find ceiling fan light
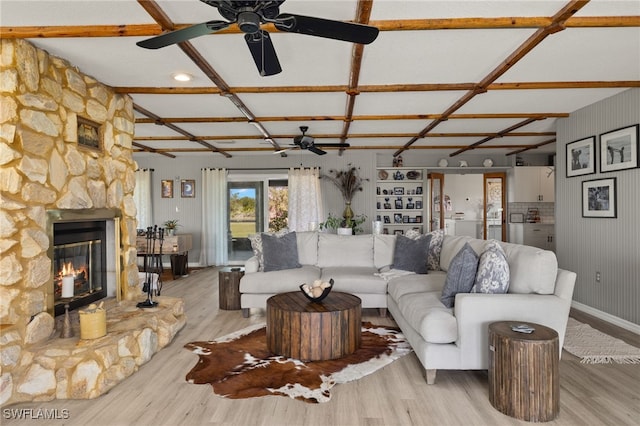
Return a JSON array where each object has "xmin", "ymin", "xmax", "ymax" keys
[{"xmin": 172, "ymin": 72, "xmax": 193, "ymax": 82}]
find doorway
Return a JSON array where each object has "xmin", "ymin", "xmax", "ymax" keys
[
  {"xmin": 428, "ymin": 173, "xmax": 445, "ymax": 231},
  {"xmin": 228, "ymin": 182, "xmax": 263, "ymax": 262},
  {"xmin": 483, "ymin": 172, "xmax": 507, "ymax": 241}
]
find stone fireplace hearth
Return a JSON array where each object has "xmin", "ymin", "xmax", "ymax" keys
[{"xmin": 1, "ymin": 39, "xmax": 184, "ymax": 406}]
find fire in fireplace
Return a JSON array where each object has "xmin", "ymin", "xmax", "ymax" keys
[{"xmin": 53, "ymin": 221, "xmax": 107, "ymax": 316}]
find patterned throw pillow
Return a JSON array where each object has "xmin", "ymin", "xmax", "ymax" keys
[
  {"xmin": 406, "ymin": 228, "xmax": 445, "ymax": 271},
  {"xmin": 248, "ymin": 228, "xmax": 289, "ymax": 272},
  {"xmin": 471, "ymin": 240, "xmax": 510, "ymax": 294},
  {"xmin": 440, "ymin": 243, "xmax": 479, "ymax": 308},
  {"xmin": 392, "ymin": 234, "xmax": 432, "ymax": 274}
]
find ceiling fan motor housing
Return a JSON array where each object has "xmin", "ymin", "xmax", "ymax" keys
[{"xmin": 238, "ymin": 11, "xmax": 261, "ymax": 34}]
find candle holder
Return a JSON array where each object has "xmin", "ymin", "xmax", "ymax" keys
[{"xmin": 61, "ymin": 298, "xmax": 74, "ymax": 338}]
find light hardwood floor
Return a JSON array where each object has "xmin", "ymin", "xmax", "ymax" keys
[{"xmin": 3, "ymin": 267, "xmax": 639, "ymax": 426}]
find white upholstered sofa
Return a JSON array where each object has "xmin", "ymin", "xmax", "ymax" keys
[{"xmin": 239, "ymin": 231, "xmax": 576, "ymax": 384}]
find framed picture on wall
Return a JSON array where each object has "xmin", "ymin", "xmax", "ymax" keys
[
  {"xmin": 161, "ymin": 180, "xmax": 173, "ymax": 198},
  {"xmin": 582, "ymin": 177, "xmax": 617, "ymax": 218},
  {"xmin": 181, "ymin": 179, "xmax": 195, "ymax": 198},
  {"xmin": 599, "ymin": 124, "xmax": 638, "ymax": 172},
  {"xmin": 566, "ymin": 136, "xmax": 595, "ymax": 177},
  {"xmin": 77, "ymin": 116, "xmax": 102, "ymax": 151}
]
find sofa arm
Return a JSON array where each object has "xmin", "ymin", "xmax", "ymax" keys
[
  {"xmin": 453, "ymin": 293, "xmax": 572, "ymax": 368},
  {"xmin": 244, "ymin": 256, "xmax": 259, "ymax": 273}
]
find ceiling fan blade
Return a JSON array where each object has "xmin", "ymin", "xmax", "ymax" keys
[
  {"xmin": 137, "ymin": 21, "xmax": 229, "ymax": 49},
  {"xmin": 245, "ymin": 30, "xmax": 282, "ymax": 76},
  {"xmin": 274, "ymin": 13, "xmax": 379, "ymax": 45},
  {"xmin": 314, "ymin": 142, "xmax": 350, "ymax": 148},
  {"xmin": 308, "ymin": 145, "xmax": 327, "ymax": 155}
]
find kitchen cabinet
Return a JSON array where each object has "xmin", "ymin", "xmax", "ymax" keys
[
  {"xmin": 375, "ymin": 167, "xmax": 426, "ymax": 235},
  {"xmin": 508, "ymin": 167, "xmax": 555, "ymax": 202},
  {"xmin": 509, "ymin": 223, "xmax": 554, "ymax": 251}
]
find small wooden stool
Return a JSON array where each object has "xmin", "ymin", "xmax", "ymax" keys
[
  {"xmin": 218, "ymin": 267, "xmax": 244, "ymax": 310},
  {"xmin": 488, "ymin": 321, "xmax": 559, "ymax": 422}
]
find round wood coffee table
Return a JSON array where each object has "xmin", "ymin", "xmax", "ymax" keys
[
  {"xmin": 488, "ymin": 321, "xmax": 559, "ymax": 422},
  {"xmin": 266, "ymin": 291, "xmax": 361, "ymax": 361}
]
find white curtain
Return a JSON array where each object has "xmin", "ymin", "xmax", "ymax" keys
[
  {"xmin": 288, "ymin": 167, "xmax": 324, "ymax": 232},
  {"xmin": 200, "ymin": 168, "xmax": 228, "ymax": 266},
  {"xmin": 134, "ymin": 169, "xmax": 153, "ymax": 230}
]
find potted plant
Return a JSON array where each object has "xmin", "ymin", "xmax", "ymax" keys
[
  {"xmin": 319, "ymin": 213, "xmax": 367, "ymax": 235},
  {"xmin": 322, "ymin": 165, "xmax": 368, "ymax": 224},
  {"xmin": 163, "ymin": 219, "xmax": 180, "ymax": 236}
]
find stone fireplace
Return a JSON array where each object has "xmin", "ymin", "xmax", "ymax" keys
[{"xmin": 0, "ymin": 39, "xmax": 185, "ymax": 406}]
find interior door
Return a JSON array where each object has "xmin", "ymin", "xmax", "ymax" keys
[
  {"xmin": 228, "ymin": 182, "xmax": 263, "ymax": 263},
  {"xmin": 428, "ymin": 173, "xmax": 445, "ymax": 231},
  {"xmin": 483, "ymin": 172, "xmax": 506, "ymax": 241}
]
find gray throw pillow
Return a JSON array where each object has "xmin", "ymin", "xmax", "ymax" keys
[
  {"xmin": 440, "ymin": 242, "xmax": 479, "ymax": 308},
  {"xmin": 261, "ymin": 231, "xmax": 302, "ymax": 272},
  {"xmin": 471, "ymin": 240, "xmax": 510, "ymax": 294},
  {"xmin": 392, "ymin": 234, "xmax": 431, "ymax": 274}
]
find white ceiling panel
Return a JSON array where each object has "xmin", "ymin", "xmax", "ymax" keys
[
  {"xmin": 263, "ymin": 121, "xmax": 345, "ymax": 135},
  {"xmin": 131, "ymin": 94, "xmax": 240, "ymax": 117},
  {"xmin": 353, "ymin": 91, "xmax": 466, "ymax": 115},
  {"xmin": 349, "ymin": 120, "xmax": 431, "ymax": 134},
  {"xmin": 369, "ymin": 1, "xmax": 567, "ymax": 20},
  {"xmin": 238, "ymin": 92, "xmax": 347, "ymax": 116},
  {"xmin": 178, "ymin": 122, "xmax": 264, "ymax": 137}
]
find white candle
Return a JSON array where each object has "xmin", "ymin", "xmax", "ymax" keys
[{"xmin": 62, "ymin": 275, "xmax": 74, "ymax": 298}]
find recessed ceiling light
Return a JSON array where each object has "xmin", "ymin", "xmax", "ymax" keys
[{"xmin": 172, "ymin": 72, "xmax": 192, "ymax": 82}]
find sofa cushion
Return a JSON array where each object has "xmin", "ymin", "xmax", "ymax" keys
[
  {"xmin": 500, "ymin": 241, "xmax": 558, "ymax": 294},
  {"xmin": 440, "ymin": 242, "xmax": 479, "ymax": 308},
  {"xmin": 405, "ymin": 228, "xmax": 445, "ymax": 271},
  {"xmin": 295, "ymin": 231, "xmax": 319, "ymax": 265},
  {"xmin": 439, "ymin": 235, "xmax": 487, "ymax": 272},
  {"xmin": 239, "ymin": 265, "xmax": 321, "ymax": 293},
  {"xmin": 317, "ymin": 234, "xmax": 374, "ymax": 268},
  {"xmin": 387, "ymin": 272, "xmax": 447, "ymax": 301},
  {"xmin": 392, "ymin": 234, "xmax": 432, "ymax": 274},
  {"xmin": 397, "ymin": 291, "xmax": 457, "ymax": 344},
  {"xmin": 472, "ymin": 240, "xmax": 510, "ymax": 294},
  {"xmin": 248, "ymin": 228, "xmax": 289, "ymax": 272},
  {"xmin": 374, "ymin": 234, "xmax": 396, "ymax": 270},
  {"xmin": 261, "ymin": 231, "xmax": 302, "ymax": 272},
  {"xmin": 320, "ymin": 266, "xmax": 387, "ymax": 294}
]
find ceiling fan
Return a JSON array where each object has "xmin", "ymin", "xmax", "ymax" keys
[
  {"xmin": 137, "ymin": 0, "xmax": 379, "ymax": 76},
  {"xmin": 276, "ymin": 126, "xmax": 350, "ymax": 155}
]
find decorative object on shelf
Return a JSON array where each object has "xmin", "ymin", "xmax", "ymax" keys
[
  {"xmin": 406, "ymin": 170, "xmax": 421, "ymax": 180},
  {"xmin": 163, "ymin": 219, "xmax": 180, "ymax": 236},
  {"xmin": 599, "ymin": 124, "xmax": 638, "ymax": 173},
  {"xmin": 300, "ymin": 279, "xmax": 334, "ymax": 302},
  {"xmin": 483, "ymin": 158, "xmax": 494, "ymax": 167},
  {"xmin": 378, "ymin": 169, "xmax": 388, "ymax": 180},
  {"xmin": 319, "ymin": 212, "xmax": 367, "ymax": 234},
  {"xmin": 582, "ymin": 177, "xmax": 617, "ymax": 218},
  {"xmin": 323, "ymin": 165, "xmax": 368, "ymax": 225},
  {"xmin": 459, "ymin": 160, "xmax": 468, "ymax": 167},
  {"xmin": 392, "ymin": 155, "xmax": 404, "ymax": 167},
  {"xmin": 161, "ymin": 179, "xmax": 174, "ymax": 198},
  {"xmin": 438, "ymin": 158, "xmax": 449, "ymax": 167},
  {"xmin": 393, "ymin": 171, "xmax": 405, "ymax": 180}
]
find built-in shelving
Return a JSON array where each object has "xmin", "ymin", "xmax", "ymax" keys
[{"xmin": 375, "ymin": 167, "xmax": 426, "ymax": 235}]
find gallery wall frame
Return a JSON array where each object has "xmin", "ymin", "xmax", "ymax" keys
[
  {"xmin": 161, "ymin": 180, "xmax": 174, "ymax": 198},
  {"xmin": 582, "ymin": 177, "xmax": 617, "ymax": 218},
  {"xmin": 599, "ymin": 124, "xmax": 638, "ymax": 173},
  {"xmin": 566, "ymin": 136, "xmax": 595, "ymax": 177},
  {"xmin": 181, "ymin": 179, "xmax": 195, "ymax": 198},
  {"xmin": 77, "ymin": 116, "xmax": 102, "ymax": 152}
]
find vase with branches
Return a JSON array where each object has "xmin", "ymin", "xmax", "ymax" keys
[{"xmin": 322, "ymin": 165, "xmax": 368, "ymax": 226}]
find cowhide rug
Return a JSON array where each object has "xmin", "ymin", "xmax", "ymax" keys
[{"xmin": 184, "ymin": 322, "xmax": 412, "ymax": 403}]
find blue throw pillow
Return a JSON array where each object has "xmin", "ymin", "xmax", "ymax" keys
[
  {"xmin": 392, "ymin": 234, "xmax": 432, "ymax": 274},
  {"xmin": 472, "ymin": 241, "xmax": 510, "ymax": 294},
  {"xmin": 261, "ymin": 232, "xmax": 302, "ymax": 272},
  {"xmin": 440, "ymin": 243, "xmax": 479, "ymax": 308}
]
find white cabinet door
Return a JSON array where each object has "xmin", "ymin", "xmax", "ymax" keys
[
  {"xmin": 538, "ymin": 167, "xmax": 555, "ymax": 202},
  {"xmin": 509, "ymin": 167, "xmax": 555, "ymax": 202},
  {"xmin": 523, "ymin": 224, "xmax": 555, "ymax": 251}
]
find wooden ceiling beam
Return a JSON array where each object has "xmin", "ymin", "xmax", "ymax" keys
[
  {"xmin": 3, "ymin": 16, "xmax": 637, "ymax": 39},
  {"xmin": 132, "ymin": 141, "xmax": 176, "ymax": 158},
  {"xmin": 450, "ymin": 117, "xmax": 543, "ymax": 156},
  {"xmin": 506, "ymin": 138, "xmax": 557, "ymax": 155}
]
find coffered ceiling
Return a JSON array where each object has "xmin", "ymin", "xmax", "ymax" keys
[{"xmin": 2, "ymin": 0, "xmax": 639, "ymax": 159}]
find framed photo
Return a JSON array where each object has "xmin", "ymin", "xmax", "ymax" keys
[
  {"xmin": 600, "ymin": 124, "xmax": 638, "ymax": 172},
  {"xmin": 415, "ymin": 216, "xmax": 423, "ymax": 223},
  {"xmin": 383, "ymin": 216, "xmax": 390, "ymax": 224},
  {"xmin": 161, "ymin": 180, "xmax": 173, "ymax": 198},
  {"xmin": 582, "ymin": 178, "xmax": 617, "ymax": 218},
  {"xmin": 406, "ymin": 202, "xmax": 415, "ymax": 209},
  {"xmin": 394, "ymin": 187, "xmax": 404, "ymax": 195},
  {"xmin": 393, "ymin": 213, "xmax": 402, "ymax": 223},
  {"xmin": 415, "ymin": 200, "xmax": 423, "ymax": 209},
  {"xmin": 395, "ymin": 199, "xmax": 403, "ymax": 209},
  {"xmin": 181, "ymin": 179, "xmax": 195, "ymax": 198},
  {"xmin": 566, "ymin": 136, "xmax": 595, "ymax": 177},
  {"xmin": 77, "ymin": 116, "xmax": 102, "ymax": 151},
  {"xmin": 403, "ymin": 215, "xmax": 409, "ymax": 223}
]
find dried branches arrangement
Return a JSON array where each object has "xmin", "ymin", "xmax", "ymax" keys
[{"xmin": 322, "ymin": 165, "xmax": 368, "ymax": 203}]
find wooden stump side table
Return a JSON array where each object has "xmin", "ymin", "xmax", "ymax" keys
[
  {"xmin": 488, "ymin": 321, "xmax": 559, "ymax": 422},
  {"xmin": 266, "ymin": 291, "xmax": 361, "ymax": 361},
  {"xmin": 218, "ymin": 267, "xmax": 244, "ymax": 310}
]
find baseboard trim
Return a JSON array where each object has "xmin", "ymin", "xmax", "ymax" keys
[{"xmin": 571, "ymin": 301, "xmax": 640, "ymax": 335}]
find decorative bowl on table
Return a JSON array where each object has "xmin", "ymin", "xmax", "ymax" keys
[{"xmin": 300, "ymin": 279, "xmax": 334, "ymax": 302}]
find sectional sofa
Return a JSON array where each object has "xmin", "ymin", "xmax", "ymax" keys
[{"xmin": 239, "ymin": 231, "xmax": 576, "ymax": 383}]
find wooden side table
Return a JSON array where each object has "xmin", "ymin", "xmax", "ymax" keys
[
  {"xmin": 488, "ymin": 321, "xmax": 559, "ymax": 422},
  {"xmin": 266, "ymin": 291, "xmax": 361, "ymax": 361},
  {"xmin": 218, "ymin": 267, "xmax": 244, "ymax": 310}
]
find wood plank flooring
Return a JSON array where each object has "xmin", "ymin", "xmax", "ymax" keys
[{"xmin": 3, "ymin": 267, "xmax": 639, "ymax": 426}]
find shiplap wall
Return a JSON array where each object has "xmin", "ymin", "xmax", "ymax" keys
[{"xmin": 556, "ymin": 88, "xmax": 639, "ymax": 326}]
